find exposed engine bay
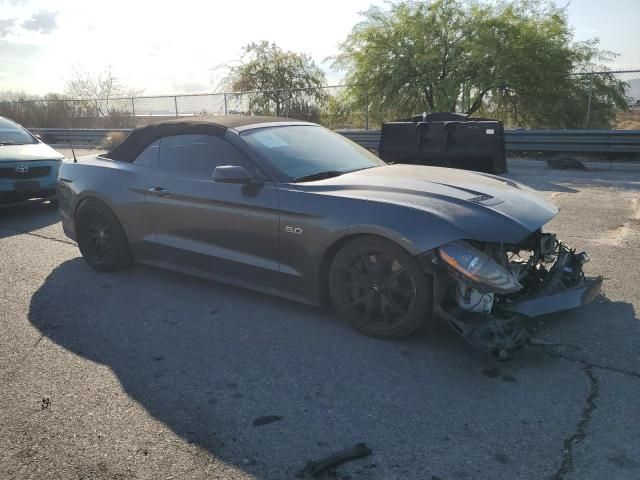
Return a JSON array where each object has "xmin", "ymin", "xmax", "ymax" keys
[{"xmin": 427, "ymin": 231, "xmax": 603, "ymax": 360}]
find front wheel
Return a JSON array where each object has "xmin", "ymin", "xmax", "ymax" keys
[
  {"xmin": 329, "ymin": 236, "xmax": 433, "ymax": 339},
  {"xmin": 76, "ymin": 199, "xmax": 132, "ymax": 271}
]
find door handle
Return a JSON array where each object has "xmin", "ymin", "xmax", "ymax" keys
[{"xmin": 147, "ymin": 186, "xmax": 171, "ymax": 197}]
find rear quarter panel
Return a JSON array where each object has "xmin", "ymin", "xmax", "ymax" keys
[{"xmin": 57, "ymin": 156, "xmax": 154, "ymax": 251}]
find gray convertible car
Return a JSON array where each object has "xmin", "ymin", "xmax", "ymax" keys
[{"xmin": 57, "ymin": 116, "xmax": 602, "ymax": 358}]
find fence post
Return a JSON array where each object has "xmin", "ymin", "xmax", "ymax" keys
[
  {"xmin": 585, "ymin": 71, "xmax": 593, "ymax": 128},
  {"xmin": 95, "ymin": 99, "xmax": 99, "ymax": 128},
  {"xmin": 131, "ymin": 97, "xmax": 136, "ymax": 126},
  {"xmin": 364, "ymin": 90, "xmax": 369, "ymax": 130},
  {"xmin": 174, "ymin": 96, "xmax": 179, "ymax": 118},
  {"xmin": 223, "ymin": 93, "xmax": 228, "ymax": 115}
]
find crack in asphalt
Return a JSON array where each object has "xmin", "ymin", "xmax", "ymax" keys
[
  {"xmin": 550, "ymin": 364, "xmax": 599, "ymax": 480},
  {"xmin": 543, "ymin": 343, "xmax": 640, "ymax": 480},
  {"xmin": 0, "ymin": 226, "xmax": 76, "ymax": 246}
]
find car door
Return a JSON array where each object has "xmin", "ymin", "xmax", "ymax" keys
[{"xmin": 145, "ymin": 133, "xmax": 280, "ymax": 285}]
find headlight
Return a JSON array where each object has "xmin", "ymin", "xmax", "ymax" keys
[{"xmin": 438, "ymin": 241, "xmax": 522, "ymax": 294}]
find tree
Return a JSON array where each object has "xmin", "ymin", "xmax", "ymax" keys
[
  {"xmin": 64, "ymin": 66, "xmax": 142, "ymax": 120},
  {"xmin": 63, "ymin": 66, "xmax": 142, "ymax": 127},
  {"xmin": 64, "ymin": 65, "xmax": 141, "ymax": 100},
  {"xmin": 223, "ymin": 42, "xmax": 327, "ymax": 118},
  {"xmin": 334, "ymin": 0, "xmax": 628, "ymax": 128}
]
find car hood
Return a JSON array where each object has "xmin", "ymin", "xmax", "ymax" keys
[
  {"xmin": 293, "ymin": 164, "xmax": 559, "ymax": 244},
  {"xmin": 0, "ymin": 143, "xmax": 64, "ymax": 162}
]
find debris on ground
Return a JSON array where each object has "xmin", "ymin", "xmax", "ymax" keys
[
  {"xmin": 296, "ymin": 442, "xmax": 372, "ymax": 478},
  {"xmin": 252, "ymin": 415, "xmax": 283, "ymax": 427}
]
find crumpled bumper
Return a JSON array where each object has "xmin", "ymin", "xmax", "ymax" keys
[
  {"xmin": 504, "ymin": 276, "xmax": 602, "ymax": 317},
  {"xmin": 435, "ymin": 241, "xmax": 603, "ymax": 360},
  {"xmin": 437, "ymin": 276, "xmax": 602, "ymax": 360}
]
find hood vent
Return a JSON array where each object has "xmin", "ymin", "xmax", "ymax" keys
[{"xmin": 468, "ymin": 194, "xmax": 504, "ymax": 206}]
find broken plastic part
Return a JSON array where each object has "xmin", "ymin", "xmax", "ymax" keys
[
  {"xmin": 436, "ymin": 306, "xmax": 529, "ymax": 360},
  {"xmin": 436, "ymin": 237, "xmax": 602, "ymax": 359},
  {"xmin": 455, "ymin": 280, "xmax": 494, "ymax": 313},
  {"xmin": 296, "ymin": 443, "xmax": 372, "ymax": 478}
]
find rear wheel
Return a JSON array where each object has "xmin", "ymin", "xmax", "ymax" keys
[
  {"xmin": 329, "ymin": 236, "xmax": 432, "ymax": 338},
  {"xmin": 76, "ymin": 199, "xmax": 132, "ymax": 271}
]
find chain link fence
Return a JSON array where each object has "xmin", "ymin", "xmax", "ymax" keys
[
  {"xmin": 610, "ymin": 70, "xmax": 640, "ymax": 129},
  {"xmin": 1, "ymin": 70, "xmax": 638, "ymax": 131}
]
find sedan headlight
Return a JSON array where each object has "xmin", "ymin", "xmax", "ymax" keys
[{"xmin": 438, "ymin": 241, "xmax": 522, "ymax": 294}]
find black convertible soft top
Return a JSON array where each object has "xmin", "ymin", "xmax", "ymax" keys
[{"xmin": 104, "ymin": 115, "xmax": 295, "ymax": 163}]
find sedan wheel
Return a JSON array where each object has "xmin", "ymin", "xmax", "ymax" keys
[{"xmin": 329, "ymin": 236, "xmax": 432, "ymax": 338}]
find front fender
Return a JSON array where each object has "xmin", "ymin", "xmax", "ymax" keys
[
  {"xmin": 277, "ymin": 190, "xmax": 468, "ymax": 302},
  {"xmin": 316, "ymin": 205, "xmax": 468, "ymax": 257}
]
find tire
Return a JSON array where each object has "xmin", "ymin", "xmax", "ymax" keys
[
  {"xmin": 329, "ymin": 236, "xmax": 433, "ymax": 339},
  {"xmin": 75, "ymin": 199, "xmax": 132, "ymax": 271}
]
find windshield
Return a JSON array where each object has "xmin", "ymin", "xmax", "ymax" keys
[
  {"xmin": 0, "ymin": 117, "xmax": 37, "ymax": 145},
  {"xmin": 240, "ymin": 125, "xmax": 385, "ymax": 181}
]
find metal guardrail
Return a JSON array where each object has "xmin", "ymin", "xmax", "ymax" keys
[
  {"xmin": 337, "ymin": 129, "xmax": 640, "ymax": 154},
  {"xmin": 31, "ymin": 128, "xmax": 130, "ymax": 145},
  {"xmin": 505, "ymin": 129, "xmax": 640, "ymax": 153},
  {"xmin": 32, "ymin": 127, "xmax": 640, "ymax": 154}
]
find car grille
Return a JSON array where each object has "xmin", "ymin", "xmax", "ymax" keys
[{"xmin": 0, "ymin": 166, "xmax": 52, "ymax": 179}]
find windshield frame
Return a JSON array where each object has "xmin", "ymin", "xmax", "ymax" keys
[
  {"xmin": 236, "ymin": 124, "xmax": 385, "ymax": 183},
  {"xmin": 0, "ymin": 117, "xmax": 39, "ymax": 146}
]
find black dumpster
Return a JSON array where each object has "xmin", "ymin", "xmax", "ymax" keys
[{"xmin": 378, "ymin": 112, "xmax": 506, "ymax": 174}]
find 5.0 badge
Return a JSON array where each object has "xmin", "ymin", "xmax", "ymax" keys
[{"xmin": 285, "ymin": 226, "xmax": 303, "ymax": 235}]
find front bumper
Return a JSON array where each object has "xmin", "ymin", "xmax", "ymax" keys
[
  {"xmin": 437, "ymin": 275, "xmax": 602, "ymax": 360},
  {"xmin": 433, "ymin": 238, "xmax": 603, "ymax": 360},
  {"xmin": 504, "ymin": 276, "xmax": 602, "ymax": 317},
  {"xmin": 0, "ymin": 160, "xmax": 60, "ymax": 206}
]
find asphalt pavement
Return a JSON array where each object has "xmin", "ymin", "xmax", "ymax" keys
[{"xmin": 1, "ymin": 160, "xmax": 639, "ymax": 479}]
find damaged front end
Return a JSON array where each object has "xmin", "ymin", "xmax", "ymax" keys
[{"xmin": 427, "ymin": 231, "xmax": 602, "ymax": 360}]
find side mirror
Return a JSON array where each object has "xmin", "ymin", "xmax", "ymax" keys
[{"xmin": 213, "ymin": 165, "xmax": 253, "ymax": 184}]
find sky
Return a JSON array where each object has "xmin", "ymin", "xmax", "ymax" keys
[{"xmin": 1, "ymin": 0, "xmax": 639, "ymax": 97}]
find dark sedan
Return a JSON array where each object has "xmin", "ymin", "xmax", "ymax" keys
[
  {"xmin": 57, "ymin": 116, "xmax": 601, "ymax": 358},
  {"xmin": 0, "ymin": 116, "xmax": 63, "ymax": 205}
]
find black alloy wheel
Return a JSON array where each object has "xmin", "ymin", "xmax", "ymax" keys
[
  {"xmin": 329, "ymin": 236, "xmax": 432, "ymax": 338},
  {"xmin": 83, "ymin": 210, "xmax": 112, "ymax": 263},
  {"xmin": 76, "ymin": 199, "xmax": 132, "ymax": 271}
]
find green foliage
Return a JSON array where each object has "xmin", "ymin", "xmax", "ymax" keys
[
  {"xmin": 224, "ymin": 41, "xmax": 327, "ymax": 119},
  {"xmin": 334, "ymin": 0, "xmax": 628, "ymax": 128},
  {"xmin": 320, "ymin": 89, "xmax": 369, "ymax": 129}
]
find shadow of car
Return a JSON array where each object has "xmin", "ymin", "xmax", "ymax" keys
[
  {"xmin": 0, "ymin": 200, "xmax": 60, "ymax": 240},
  {"xmin": 26, "ymin": 257, "xmax": 638, "ymax": 478}
]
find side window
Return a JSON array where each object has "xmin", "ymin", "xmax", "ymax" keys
[
  {"xmin": 133, "ymin": 139, "xmax": 160, "ymax": 167},
  {"xmin": 158, "ymin": 134, "xmax": 254, "ymax": 177}
]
